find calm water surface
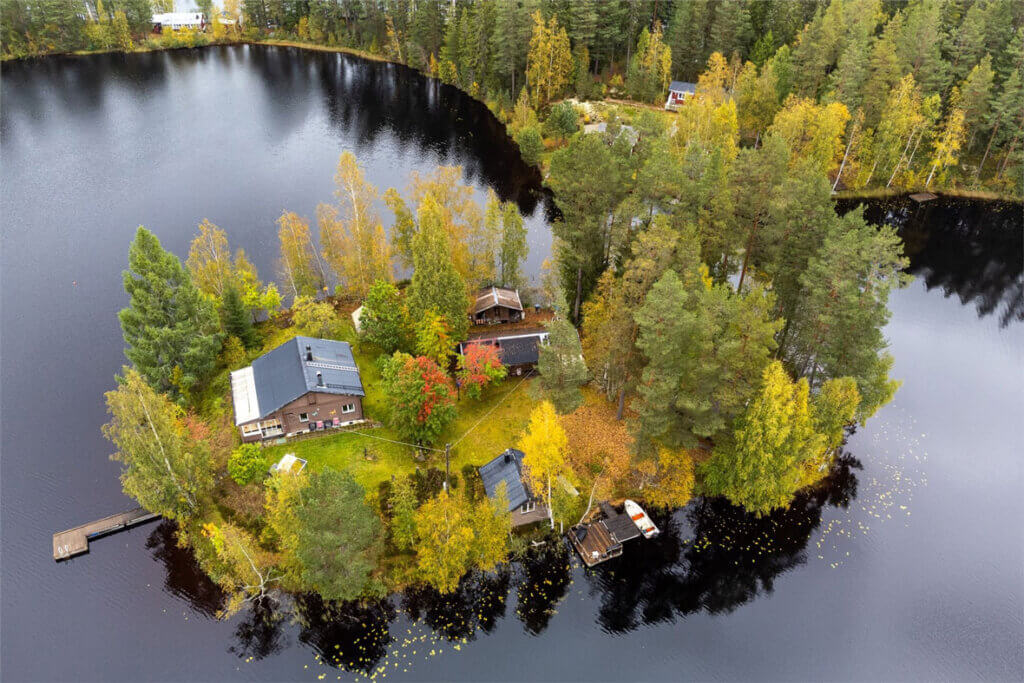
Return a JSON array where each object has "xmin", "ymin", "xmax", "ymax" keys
[{"xmin": 2, "ymin": 46, "xmax": 1022, "ymax": 681}]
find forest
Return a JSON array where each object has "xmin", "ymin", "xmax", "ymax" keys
[
  {"xmin": 18, "ymin": 0, "xmax": 1016, "ymax": 612},
  {"xmin": 2, "ymin": 0, "xmax": 1022, "ymax": 197}
]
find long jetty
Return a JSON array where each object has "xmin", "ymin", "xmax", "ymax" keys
[{"xmin": 53, "ymin": 507, "xmax": 159, "ymax": 561}]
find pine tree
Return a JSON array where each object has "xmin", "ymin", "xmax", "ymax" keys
[
  {"xmin": 667, "ymin": 0, "xmax": 710, "ymax": 79},
  {"xmin": 118, "ymin": 227, "xmax": 222, "ymax": 400},
  {"xmin": 525, "ymin": 11, "xmax": 573, "ymax": 109},
  {"xmin": 958, "ymin": 55, "xmax": 995, "ymax": 152},
  {"xmin": 360, "ymin": 279, "xmax": 411, "ymax": 354},
  {"xmin": 708, "ymin": 0, "xmax": 752, "ymax": 60}
]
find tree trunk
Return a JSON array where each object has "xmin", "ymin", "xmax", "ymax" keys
[
  {"xmin": 997, "ymin": 133, "xmax": 1020, "ymax": 179},
  {"xmin": 615, "ymin": 385, "xmax": 626, "ymax": 421},
  {"xmin": 737, "ymin": 216, "xmax": 759, "ymax": 293},
  {"xmin": 887, "ymin": 126, "xmax": 918, "ymax": 188},
  {"xmin": 977, "ymin": 121, "xmax": 1001, "ymax": 181},
  {"xmin": 832, "ymin": 125, "xmax": 856, "ymax": 192},
  {"xmin": 547, "ymin": 473, "xmax": 554, "ymax": 530},
  {"xmin": 573, "ymin": 264, "xmax": 583, "ymax": 322}
]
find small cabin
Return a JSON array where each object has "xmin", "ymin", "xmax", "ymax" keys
[
  {"xmin": 230, "ymin": 336, "xmax": 366, "ymax": 442},
  {"xmin": 479, "ymin": 448, "xmax": 549, "ymax": 528},
  {"xmin": 665, "ymin": 81, "xmax": 696, "ymax": 110},
  {"xmin": 152, "ymin": 12, "xmax": 205, "ymax": 32},
  {"xmin": 471, "ymin": 287, "xmax": 524, "ymax": 325},
  {"xmin": 458, "ymin": 331, "xmax": 549, "ymax": 376}
]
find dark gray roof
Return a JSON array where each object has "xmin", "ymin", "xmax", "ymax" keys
[
  {"xmin": 601, "ymin": 504, "xmax": 642, "ymax": 543},
  {"xmin": 668, "ymin": 80, "xmax": 696, "ymax": 94},
  {"xmin": 478, "ymin": 448, "xmax": 531, "ymax": 511},
  {"xmin": 497, "ymin": 336, "xmax": 540, "ymax": 366},
  {"xmin": 252, "ymin": 336, "xmax": 364, "ymax": 419}
]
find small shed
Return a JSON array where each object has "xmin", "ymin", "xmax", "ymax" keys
[
  {"xmin": 471, "ymin": 287, "xmax": 524, "ymax": 325},
  {"xmin": 351, "ymin": 305, "xmax": 364, "ymax": 333},
  {"xmin": 665, "ymin": 81, "xmax": 697, "ymax": 110},
  {"xmin": 270, "ymin": 453, "xmax": 307, "ymax": 475}
]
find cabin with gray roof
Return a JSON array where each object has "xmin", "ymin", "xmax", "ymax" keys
[
  {"xmin": 457, "ymin": 331, "xmax": 549, "ymax": 376},
  {"xmin": 230, "ymin": 336, "xmax": 366, "ymax": 442},
  {"xmin": 471, "ymin": 286, "xmax": 524, "ymax": 325},
  {"xmin": 478, "ymin": 448, "xmax": 550, "ymax": 528},
  {"xmin": 665, "ymin": 80, "xmax": 697, "ymax": 110}
]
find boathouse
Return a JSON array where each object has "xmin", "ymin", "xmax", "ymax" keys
[
  {"xmin": 230, "ymin": 336, "xmax": 366, "ymax": 442},
  {"xmin": 570, "ymin": 502, "xmax": 642, "ymax": 567},
  {"xmin": 471, "ymin": 286, "xmax": 524, "ymax": 325},
  {"xmin": 478, "ymin": 448, "xmax": 550, "ymax": 528},
  {"xmin": 664, "ymin": 81, "xmax": 697, "ymax": 110}
]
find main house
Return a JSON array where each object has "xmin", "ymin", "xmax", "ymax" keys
[
  {"xmin": 471, "ymin": 286, "xmax": 524, "ymax": 325},
  {"xmin": 230, "ymin": 336, "xmax": 365, "ymax": 442},
  {"xmin": 479, "ymin": 448, "xmax": 549, "ymax": 528}
]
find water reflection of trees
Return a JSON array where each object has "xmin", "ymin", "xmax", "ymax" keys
[
  {"xmin": 515, "ymin": 544, "xmax": 573, "ymax": 635},
  {"xmin": 145, "ymin": 520, "xmax": 225, "ymax": 619},
  {"xmin": 582, "ymin": 454, "xmax": 862, "ymax": 633},
  {"xmin": 839, "ymin": 197, "xmax": 1024, "ymax": 327},
  {"xmin": 401, "ymin": 567, "xmax": 511, "ymax": 641},
  {"xmin": 294, "ymin": 594, "xmax": 396, "ymax": 672}
]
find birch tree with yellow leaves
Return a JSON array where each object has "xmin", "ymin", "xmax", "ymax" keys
[
  {"xmin": 525, "ymin": 11, "xmax": 572, "ymax": 109},
  {"xmin": 319, "ymin": 152, "xmax": 392, "ymax": 299},
  {"xmin": 517, "ymin": 401, "xmax": 573, "ymax": 529}
]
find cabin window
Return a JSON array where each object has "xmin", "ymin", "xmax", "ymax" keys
[
  {"xmin": 341, "ymin": 403, "xmax": 356, "ymax": 414},
  {"xmin": 241, "ymin": 423, "xmax": 260, "ymax": 436},
  {"xmin": 307, "ymin": 393, "xmax": 317, "ymax": 405},
  {"xmin": 521, "ymin": 500, "xmax": 536, "ymax": 513},
  {"xmin": 299, "ymin": 413, "xmax": 308, "ymax": 422}
]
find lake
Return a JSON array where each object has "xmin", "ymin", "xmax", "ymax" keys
[{"xmin": 2, "ymin": 45, "xmax": 1022, "ymax": 681}]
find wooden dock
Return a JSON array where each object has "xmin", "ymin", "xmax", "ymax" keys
[
  {"xmin": 910, "ymin": 192, "xmax": 938, "ymax": 203},
  {"xmin": 53, "ymin": 507, "xmax": 159, "ymax": 561}
]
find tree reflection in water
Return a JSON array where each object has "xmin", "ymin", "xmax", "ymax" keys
[
  {"xmin": 145, "ymin": 455, "xmax": 861, "ymax": 659},
  {"xmin": 401, "ymin": 567, "xmax": 511, "ymax": 641},
  {"xmin": 228, "ymin": 600, "xmax": 289, "ymax": 662},
  {"xmin": 514, "ymin": 543, "xmax": 573, "ymax": 635},
  {"xmin": 293, "ymin": 594, "xmax": 396, "ymax": 672},
  {"xmin": 145, "ymin": 520, "xmax": 225, "ymax": 619},
  {"xmin": 582, "ymin": 454, "xmax": 862, "ymax": 633}
]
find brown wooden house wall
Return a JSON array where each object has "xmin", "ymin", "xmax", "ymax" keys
[{"xmin": 239, "ymin": 391, "xmax": 364, "ymax": 442}]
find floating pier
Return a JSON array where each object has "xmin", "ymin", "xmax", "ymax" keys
[
  {"xmin": 910, "ymin": 192, "xmax": 938, "ymax": 203},
  {"xmin": 52, "ymin": 507, "xmax": 159, "ymax": 561}
]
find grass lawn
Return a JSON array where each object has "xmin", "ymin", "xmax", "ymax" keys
[{"xmin": 260, "ymin": 317, "xmax": 539, "ymax": 494}]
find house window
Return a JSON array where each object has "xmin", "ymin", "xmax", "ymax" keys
[
  {"xmin": 299, "ymin": 413, "xmax": 309, "ymax": 422},
  {"xmin": 521, "ymin": 500, "xmax": 536, "ymax": 513},
  {"xmin": 341, "ymin": 403, "xmax": 356, "ymax": 414},
  {"xmin": 241, "ymin": 423, "xmax": 260, "ymax": 436}
]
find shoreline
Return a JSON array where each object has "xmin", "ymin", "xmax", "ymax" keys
[{"xmin": 5, "ymin": 40, "xmax": 1021, "ymax": 204}]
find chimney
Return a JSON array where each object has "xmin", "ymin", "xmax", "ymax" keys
[
  {"xmin": 305, "ymin": 345, "xmax": 313, "ymax": 362},
  {"xmin": 316, "ymin": 372, "xmax": 324, "ymax": 387},
  {"xmin": 503, "ymin": 450, "xmax": 511, "ymax": 464}
]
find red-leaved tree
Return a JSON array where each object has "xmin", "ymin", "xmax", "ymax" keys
[
  {"xmin": 457, "ymin": 343, "xmax": 508, "ymax": 400},
  {"xmin": 380, "ymin": 352, "xmax": 457, "ymax": 446}
]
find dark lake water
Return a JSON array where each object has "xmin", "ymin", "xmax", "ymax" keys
[{"xmin": 2, "ymin": 46, "xmax": 1022, "ymax": 682}]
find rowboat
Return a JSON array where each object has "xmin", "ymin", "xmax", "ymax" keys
[{"xmin": 624, "ymin": 499, "xmax": 659, "ymax": 539}]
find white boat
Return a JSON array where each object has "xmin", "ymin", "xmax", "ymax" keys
[{"xmin": 624, "ymin": 500, "xmax": 659, "ymax": 539}]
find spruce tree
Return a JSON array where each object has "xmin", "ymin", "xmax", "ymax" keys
[
  {"xmin": 221, "ymin": 285, "xmax": 257, "ymax": 349},
  {"xmin": 537, "ymin": 312, "xmax": 588, "ymax": 414},
  {"xmin": 118, "ymin": 227, "xmax": 222, "ymax": 400}
]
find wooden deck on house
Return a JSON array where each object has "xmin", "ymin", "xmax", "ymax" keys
[{"xmin": 52, "ymin": 507, "xmax": 159, "ymax": 561}]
